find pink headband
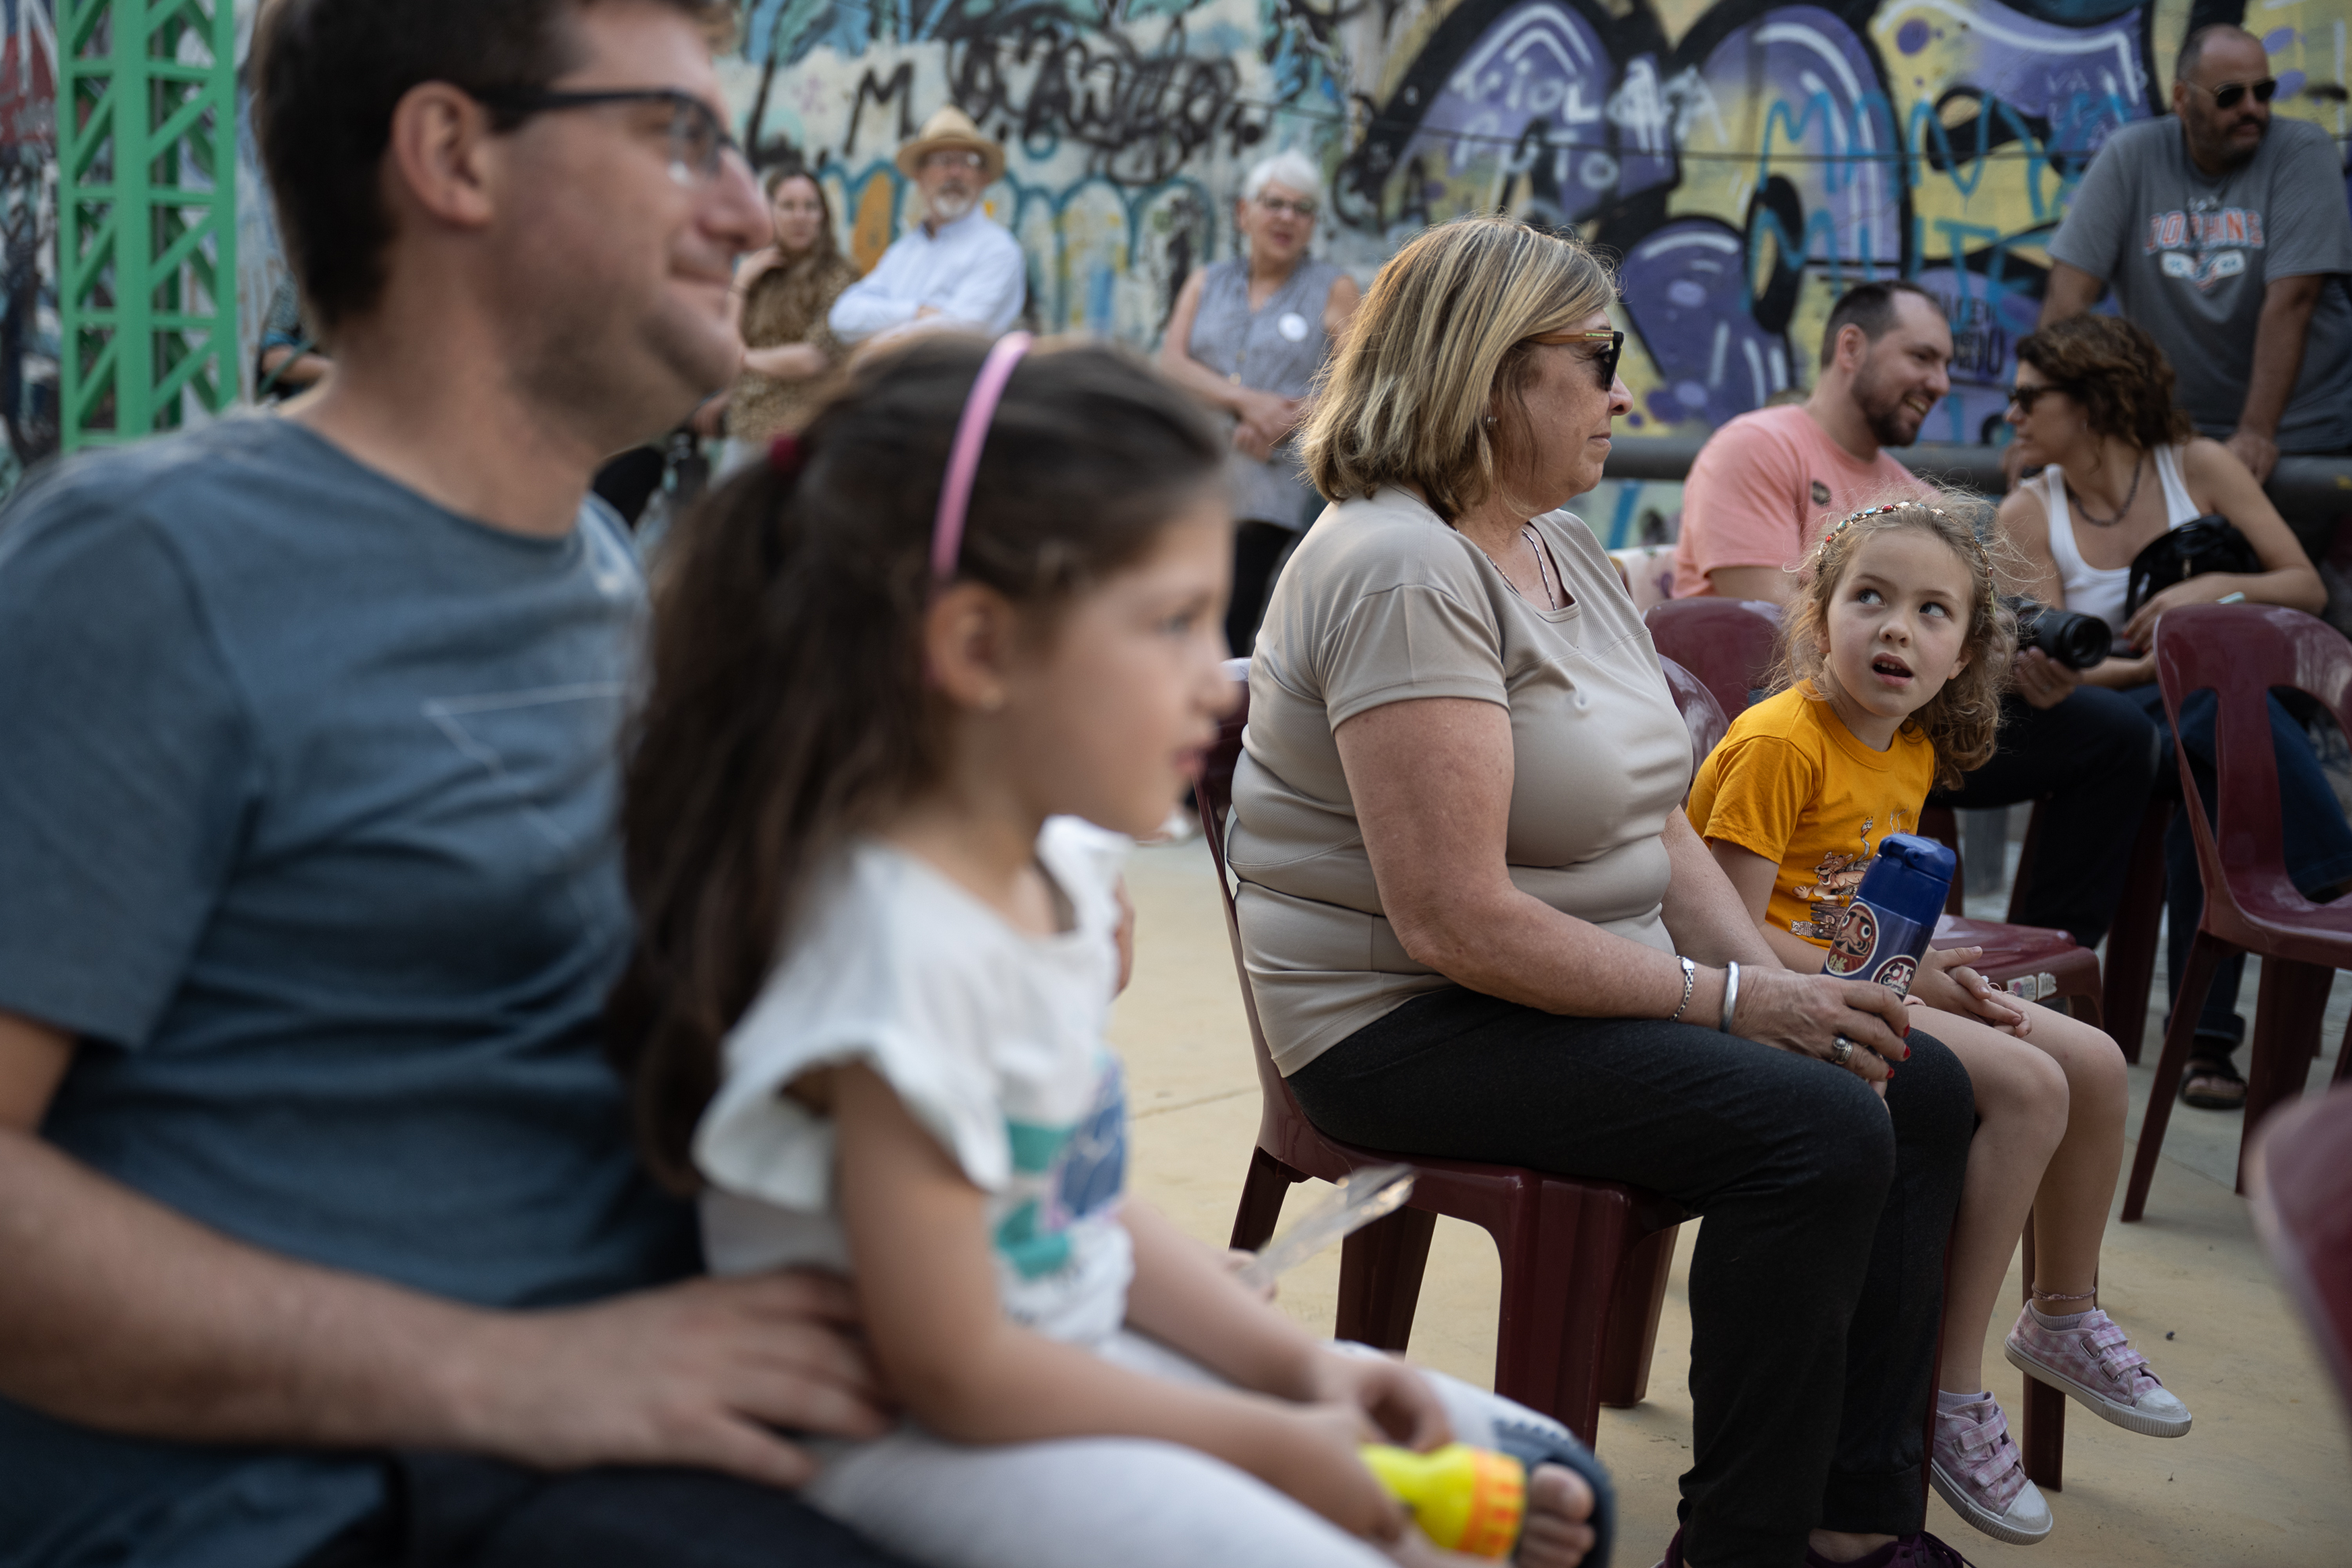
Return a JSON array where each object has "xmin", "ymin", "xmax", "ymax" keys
[{"xmin": 930, "ymin": 332, "xmax": 1033, "ymax": 583}]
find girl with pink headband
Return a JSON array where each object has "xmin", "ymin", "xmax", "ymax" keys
[{"xmin": 608, "ymin": 333, "xmax": 1609, "ymax": 1568}]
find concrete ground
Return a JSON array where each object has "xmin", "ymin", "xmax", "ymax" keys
[{"xmin": 1109, "ymin": 837, "xmax": 2352, "ymax": 1566}]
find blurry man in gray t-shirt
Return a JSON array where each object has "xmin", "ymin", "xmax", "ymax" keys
[{"xmin": 2042, "ymin": 24, "xmax": 2352, "ymax": 480}]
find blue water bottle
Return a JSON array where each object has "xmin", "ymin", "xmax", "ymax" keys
[{"xmin": 1820, "ymin": 833, "xmax": 1957, "ymax": 997}]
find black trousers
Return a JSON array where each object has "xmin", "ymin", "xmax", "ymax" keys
[
  {"xmin": 300, "ymin": 1454, "xmax": 915, "ymax": 1568},
  {"xmin": 1929, "ymin": 685, "xmax": 2160, "ymax": 949},
  {"xmin": 1291, "ymin": 988, "xmax": 1974, "ymax": 1568},
  {"xmin": 1225, "ymin": 520, "xmax": 1300, "ymax": 659}
]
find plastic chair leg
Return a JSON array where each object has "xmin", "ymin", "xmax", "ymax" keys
[
  {"xmin": 2016, "ymin": 1216, "xmax": 2066, "ymax": 1490},
  {"xmin": 1598, "ymin": 1222, "xmax": 1679, "ymax": 1409},
  {"xmin": 1336, "ymin": 1204, "xmax": 1436, "ymax": 1353},
  {"xmin": 2005, "ymin": 799, "xmax": 2045, "ymax": 924},
  {"xmin": 2100, "ymin": 800, "xmax": 2172, "ymax": 1065},
  {"xmin": 1229, "ymin": 1145, "xmax": 1300, "ymax": 1251},
  {"xmin": 2241, "ymin": 960, "xmax": 2335, "ymax": 1193},
  {"xmin": 1490, "ymin": 1179, "xmax": 1635, "ymax": 1446},
  {"xmin": 2124, "ymin": 930, "xmax": 2234, "ymax": 1221}
]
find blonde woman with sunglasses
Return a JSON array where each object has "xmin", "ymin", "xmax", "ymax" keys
[{"xmin": 1227, "ymin": 216, "xmax": 1980, "ymax": 1568}]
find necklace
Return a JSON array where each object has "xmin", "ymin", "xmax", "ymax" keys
[
  {"xmin": 1472, "ymin": 524, "xmax": 1563, "ymax": 608},
  {"xmin": 2066, "ymin": 452, "xmax": 2144, "ymax": 528}
]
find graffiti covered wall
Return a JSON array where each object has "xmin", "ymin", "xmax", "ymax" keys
[
  {"xmin": 3, "ymin": 0, "xmax": 56, "ymax": 494},
  {"xmin": 3, "ymin": 0, "xmax": 2348, "ymax": 505}
]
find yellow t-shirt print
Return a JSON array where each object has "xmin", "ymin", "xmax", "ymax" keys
[{"xmin": 1685, "ymin": 684, "xmax": 1939, "ymax": 951}]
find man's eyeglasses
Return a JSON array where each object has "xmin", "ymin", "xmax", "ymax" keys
[
  {"xmin": 1254, "ymin": 194, "xmax": 1317, "ymax": 220},
  {"xmin": 922, "ymin": 149, "xmax": 985, "ymax": 172},
  {"xmin": 2183, "ymin": 77, "xmax": 2278, "ymax": 110},
  {"xmin": 1534, "ymin": 328, "xmax": 1624, "ymax": 388},
  {"xmin": 470, "ymin": 87, "xmax": 742, "ymax": 185},
  {"xmin": 2006, "ymin": 383, "xmax": 2072, "ymax": 412}
]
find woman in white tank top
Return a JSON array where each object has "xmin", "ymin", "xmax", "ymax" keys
[
  {"xmin": 1994, "ymin": 314, "xmax": 2340, "ymax": 1112},
  {"xmin": 1998, "ymin": 336, "xmax": 2320, "ymax": 677}
]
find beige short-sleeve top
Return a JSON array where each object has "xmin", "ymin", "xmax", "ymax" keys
[{"xmin": 1229, "ymin": 486, "xmax": 1693, "ymax": 1074}]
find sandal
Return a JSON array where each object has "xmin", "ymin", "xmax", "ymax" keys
[{"xmin": 2180, "ymin": 1054, "xmax": 2246, "ymax": 1111}]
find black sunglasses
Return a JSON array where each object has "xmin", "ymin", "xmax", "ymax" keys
[
  {"xmin": 2185, "ymin": 77, "xmax": 2278, "ymax": 110},
  {"xmin": 1534, "ymin": 328, "xmax": 1624, "ymax": 389},
  {"xmin": 2007, "ymin": 383, "xmax": 2073, "ymax": 412},
  {"xmin": 470, "ymin": 87, "xmax": 743, "ymax": 183}
]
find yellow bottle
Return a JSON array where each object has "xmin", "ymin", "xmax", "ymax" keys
[{"xmin": 1360, "ymin": 1442, "xmax": 1527, "ymax": 1558}]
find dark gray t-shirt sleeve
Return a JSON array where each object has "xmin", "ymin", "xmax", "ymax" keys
[
  {"xmin": 2264, "ymin": 125, "xmax": 2352, "ymax": 281},
  {"xmin": 0, "ymin": 497, "xmax": 255, "ymax": 1047},
  {"xmin": 2049, "ymin": 135, "xmax": 2133, "ymax": 281}
]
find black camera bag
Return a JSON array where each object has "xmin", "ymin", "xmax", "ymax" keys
[{"xmin": 2122, "ymin": 514, "xmax": 2260, "ymax": 622}]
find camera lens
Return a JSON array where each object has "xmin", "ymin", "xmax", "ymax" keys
[{"xmin": 2005, "ymin": 596, "xmax": 2113, "ymax": 671}]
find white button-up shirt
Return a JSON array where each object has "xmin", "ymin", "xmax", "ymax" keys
[{"xmin": 829, "ymin": 208, "xmax": 1027, "ymax": 343}]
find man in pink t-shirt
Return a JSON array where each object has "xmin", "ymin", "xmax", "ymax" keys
[{"xmin": 1669, "ymin": 281, "xmax": 1947, "ymax": 601}]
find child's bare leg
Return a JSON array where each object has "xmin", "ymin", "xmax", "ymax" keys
[
  {"xmin": 1913, "ymin": 1006, "xmax": 2067, "ymax": 1394},
  {"xmin": 2016, "ymin": 1008, "xmax": 2128, "ymax": 1305},
  {"xmin": 1995, "ymin": 1006, "xmax": 2190, "ymax": 1437}
]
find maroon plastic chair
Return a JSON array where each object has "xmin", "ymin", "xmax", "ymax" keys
[
  {"xmin": 1643, "ymin": 597, "xmax": 1780, "ymax": 723},
  {"xmin": 1657, "ymin": 655, "xmax": 1728, "ymax": 780},
  {"xmin": 2248, "ymin": 1083, "xmax": 2352, "ymax": 1410},
  {"xmin": 2124, "ymin": 605, "xmax": 2352, "ymax": 1220},
  {"xmin": 1200, "ymin": 682, "xmax": 1685, "ymax": 1446},
  {"xmin": 1642, "ymin": 598, "xmax": 2104, "ymax": 1028}
]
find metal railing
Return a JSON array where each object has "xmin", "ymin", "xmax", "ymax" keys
[{"xmin": 1601, "ymin": 439, "xmax": 2352, "ymax": 537}]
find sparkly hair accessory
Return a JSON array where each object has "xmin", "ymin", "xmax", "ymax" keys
[
  {"xmin": 1819, "ymin": 499, "xmax": 1946, "ymax": 551},
  {"xmin": 768, "ymin": 432, "xmax": 804, "ymax": 477}
]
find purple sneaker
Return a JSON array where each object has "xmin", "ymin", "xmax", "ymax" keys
[
  {"xmin": 2004, "ymin": 1305, "xmax": 2192, "ymax": 1437},
  {"xmin": 1928, "ymin": 1393, "xmax": 2051, "ymax": 1544}
]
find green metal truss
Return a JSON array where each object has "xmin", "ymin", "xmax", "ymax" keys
[{"xmin": 57, "ymin": 0, "xmax": 238, "ymax": 452}]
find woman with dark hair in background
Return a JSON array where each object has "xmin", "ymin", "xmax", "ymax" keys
[
  {"xmin": 720, "ymin": 165, "xmax": 861, "ymax": 455},
  {"xmin": 605, "ymin": 167, "xmax": 860, "ymax": 524},
  {"xmin": 1997, "ymin": 313, "xmax": 2349, "ymax": 1109}
]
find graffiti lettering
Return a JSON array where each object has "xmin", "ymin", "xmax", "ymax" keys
[
  {"xmin": 845, "ymin": 62, "xmax": 919, "ymax": 161},
  {"xmin": 938, "ymin": 10, "xmax": 1261, "ymax": 185}
]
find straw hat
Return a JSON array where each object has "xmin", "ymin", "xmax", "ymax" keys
[{"xmin": 895, "ymin": 104, "xmax": 1006, "ymax": 184}]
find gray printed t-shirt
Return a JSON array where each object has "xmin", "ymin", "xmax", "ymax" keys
[
  {"xmin": 2049, "ymin": 115, "xmax": 2352, "ymax": 453},
  {"xmin": 1229, "ymin": 488, "xmax": 1693, "ymax": 1074},
  {"xmin": 0, "ymin": 418, "xmax": 696, "ymax": 1568}
]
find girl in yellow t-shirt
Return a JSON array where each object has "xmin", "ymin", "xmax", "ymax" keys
[{"xmin": 1686, "ymin": 499, "xmax": 2187, "ymax": 1549}]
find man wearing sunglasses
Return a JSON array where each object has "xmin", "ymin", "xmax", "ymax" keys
[
  {"xmin": 2042, "ymin": 24, "xmax": 2352, "ymax": 481},
  {"xmin": 0, "ymin": 3, "xmax": 913, "ymax": 1566}
]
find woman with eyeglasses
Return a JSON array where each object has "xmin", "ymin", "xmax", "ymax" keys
[
  {"xmin": 1998, "ymin": 313, "xmax": 2348, "ymax": 1112},
  {"xmin": 1159, "ymin": 151, "xmax": 1360, "ymax": 655},
  {"xmin": 715, "ymin": 165, "xmax": 860, "ymax": 456},
  {"xmin": 1226, "ymin": 216, "xmax": 1979, "ymax": 1568}
]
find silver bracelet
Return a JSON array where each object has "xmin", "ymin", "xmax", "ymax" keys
[
  {"xmin": 1719, "ymin": 960, "xmax": 1741, "ymax": 1033},
  {"xmin": 1669, "ymin": 955, "xmax": 1697, "ymax": 1022}
]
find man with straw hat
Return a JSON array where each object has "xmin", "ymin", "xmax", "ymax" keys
[{"xmin": 829, "ymin": 105, "xmax": 1025, "ymax": 343}]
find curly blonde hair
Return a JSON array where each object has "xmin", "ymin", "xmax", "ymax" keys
[{"xmin": 1772, "ymin": 493, "xmax": 2017, "ymax": 789}]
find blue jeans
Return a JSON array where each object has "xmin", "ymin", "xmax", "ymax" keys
[{"xmin": 2129, "ymin": 684, "xmax": 2352, "ymax": 1054}]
